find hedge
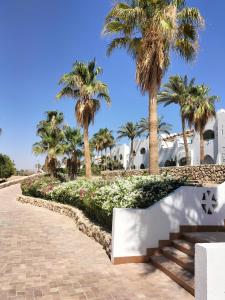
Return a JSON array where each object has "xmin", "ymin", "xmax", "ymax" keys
[{"xmin": 21, "ymin": 175, "xmax": 186, "ymax": 230}]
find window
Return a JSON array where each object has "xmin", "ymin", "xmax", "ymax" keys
[
  {"xmin": 119, "ymin": 154, "xmax": 123, "ymax": 160},
  {"xmin": 179, "ymin": 157, "xmax": 187, "ymax": 166},
  {"xmin": 140, "ymin": 148, "xmax": 146, "ymax": 155},
  {"xmin": 203, "ymin": 130, "xmax": 215, "ymax": 141},
  {"xmin": 203, "ymin": 155, "xmax": 214, "ymax": 165},
  {"xmin": 114, "ymin": 156, "xmax": 116, "ymax": 161},
  {"xmin": 164, "ymin": 160, "xmax": 176, "ymax": 167},
  {"xmin": 140, "ymin": 163, "xmax": 145, "ymax": 169},
  {"xmin": 133, "ymin": 150, "xmax": 136, "ymax": 156}
]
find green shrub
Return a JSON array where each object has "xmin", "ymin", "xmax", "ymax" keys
[
  {"xmin": 0, "ymin": 154, "xmax": 16, "ymax": 179},
  {"xmin": 21, "ymin": 175, "xmax": 60, "ymax": 198},
  {"xmin": 21, "ymin": 174, "xmax": 185, "ymax": 230}
]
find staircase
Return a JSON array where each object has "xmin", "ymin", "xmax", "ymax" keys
[{"xmin": 149, "ymin": 225, "xmax": 225, "ymax": 296}]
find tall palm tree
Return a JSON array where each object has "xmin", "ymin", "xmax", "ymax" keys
[
  {"xmin": 158, "ymin": 75, "xmax": 196, "ymax": 164},
  {"xmin": 63, "ymin": 126, "xmax": 83, "ymax": 180},
  {"xmin": 103, "ymin": 0, "xmax": 204, "ymax": 174},
  {"xmin": 33, "ymin": 111, "xmax": 65, "ymax": 177},
  {"xmin": 182, "ymin": 85, "xmax": 219, "ymax": 164},
  {"xmin": 57, "ymin": 59, "xmax": 111, "ymax": 177},
  {"xmin": 117, "ymin": 122, "xmax": 139, "ymax": 169},
  {"xmin": 138, "ymin": 115, "xmax": 172, "ymax": 138}
]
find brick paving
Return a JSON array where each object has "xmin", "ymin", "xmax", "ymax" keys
[{"xmin": 0, "ymin": 185, "xmax": 194, "ymax": 300}]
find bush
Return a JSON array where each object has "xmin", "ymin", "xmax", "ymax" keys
[
  {"xmin": 21, "ymin": 174, "xmax": 186, "ymax": 230},
  {"xmin": 0, "ymin": 154, "xmax": 16, "ymax": 179},
  {"xmin": 21, "ymin": 175, "xmax": 60, "ymax": 199}
]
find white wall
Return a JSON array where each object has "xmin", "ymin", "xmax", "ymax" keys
[
  {"xmin": 110, "ymin": 144, "xmax": 130, "ymax": 169},
  {"xmin": 195, "ymin": 243, "xmax": 225, "ymax": 300},
  {"xmin": 217, "ymin": 109, "xmax": 225, "ymax": 164},
  {"xmin": 112, "ymin": 182, "xmax": 225, "ymax": 260}
]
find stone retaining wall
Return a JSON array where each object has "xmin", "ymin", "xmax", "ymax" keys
[
  {"xmin": 17, "ymin": 195, "xmax": 112, "ymax": 257},
  {"xmin": 102, "ymin": 165, "xmax": 225, "ymax": 184}
]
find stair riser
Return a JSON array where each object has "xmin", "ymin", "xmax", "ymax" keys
[
  {"xmin": 162, "ymin": 250, "xmax": 194, "ymax": 273},
  {"xmin": 180, "ymin": 226, "xmax": 225, "ymax": 233},
  {"xmin": 150, "ymin": 258, "xmax": 194, "ymax": 296},
  {"xmin": 182, "ymin": 234, "xmax": 206, "ymax": 245}
]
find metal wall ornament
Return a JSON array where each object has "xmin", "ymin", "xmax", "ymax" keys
[{"xmin": 201, "ymin": 190, "xmax": 218, "ymax": 215}]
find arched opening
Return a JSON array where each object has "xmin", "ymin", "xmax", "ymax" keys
[
  {"xmin": 119, "ymin": 154, "xmax": 123, "ymax": 161},
  {"xmin": 203, "ymin": 155, "xmax": 214, "ymax": 165},
  {"xmin": 140, "ymin": 163, "xmax": 145, "ymax": 169},
  {"xmin": 164, "ymin": 159, "xmax": 176, "ymax": 167},
  {"xmin": 179, "ymin": 157, "xmax": 187, "ymax": 166},
  {"xmin": 203, "ymin": 130, "xmax": 215, "ymax": 141},
  {"xmin": 114, "ymin": 156, "xmax": 116, "ymax": 161},
  {"xmin": 140, "ymin": 148, "xmax": 146, "ymax": 155}
]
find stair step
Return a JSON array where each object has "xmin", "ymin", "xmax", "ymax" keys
[
  {"xmin": 172, "ymin": 239, "xmax": 195, "ymax": 257},
  {"xmin": 180, "ymin": 225, "xmax": 225, "ymax": 233},
  {"xmin": 150, "ymin": 254, "xmax": 194, "ymax": 296},
  {"xmin": 162, "ymin": 246, "xmax": 194, "ymax": 273},
  {"xmin": 183, "ymin": 232, "xmax": 225, "ymax": 244}
]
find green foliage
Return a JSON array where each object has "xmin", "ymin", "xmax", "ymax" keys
[
  {"xmin": 0, "ymin": 154, "xmax": 16, "ymax": 179},
  {"xmin": 21, "ymin": 175, "xmax": 61, "ymax": 199},
  {"xmin": 21, "ymin": 174, "xmax": 185, "ymax": 230}
]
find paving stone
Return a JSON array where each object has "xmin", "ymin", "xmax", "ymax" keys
[{"xmin": 0, "ymin": 184, "xmax": 193, "ymax": 300}]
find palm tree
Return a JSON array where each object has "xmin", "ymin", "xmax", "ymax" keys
[
  {"xmin": 138, "ymin": 116, "xmax": 172, "ymax": 139},
  {"xmin": 117, "ymin": 122, "xmax": 139, "ymax": 169},
  {"xmin": 103, "ymin": 0, "xmax": 204, "ymax": 174},
  {"xmin": 33, "ymin": 111, "xmax": 65, "ymax": 177},
  {"xmin": 63, "ymin": 126, "xmax": 83, "ymax": 180},
  {"xmin": 91, "ymin": 128, "xmax": 115, "ymax": 169},
  {"xmin": 57, "ymin": 59, "xmax": 111, "ymax": 177},
  {"xmin": 158, "ymin": 75, "xmax": 196, "ymax": 164},
  {"xmin": 182, "ymin": 85, "xmax": 219, "ymax": 164}
]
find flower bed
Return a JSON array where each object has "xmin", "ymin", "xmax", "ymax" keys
[{"xmin": 21, "ymin": 175, "xmax": 186, "ymax": 230}]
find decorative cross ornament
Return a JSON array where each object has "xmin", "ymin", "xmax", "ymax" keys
[{"xmin": 201, "ymin": 190, "xmax": 217, "ymax": 215}]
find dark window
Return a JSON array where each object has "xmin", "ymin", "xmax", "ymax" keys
[
  {"xmin": 119, "ymin": 154, "xmax": 123, "ymax": 160},
  {"xmin": 133, "ymin": 150, "xmax": 136, "ymax": 156},
  {"xmin": 203, "ymin": 130, "xmax": 215, "ymax": 141},
  {"xmin": 164, "ymin": 160, "xmax": 176, "ymax": 167},
  {"xmin": 203, "ymin": 155, "xmax": 214, "ymax": 165},
  {"xmin": 140, "ymin": 148, "xmax": 146, "ymax": 155},
  {"xmin": 114, "ymin": 156, "xmax": 116, "ymax": 161},
  {"xmin": 140, "ymin": 163, "xmax": 145, "ymax": 169},
  {"xmin": 179, "ymin": 157, "xmax": 187, "ymax": 166}
]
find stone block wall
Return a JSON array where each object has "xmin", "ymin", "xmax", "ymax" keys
[{"xmin": 102, "ymin": 165, "xmax": 225, "ymax": 184}]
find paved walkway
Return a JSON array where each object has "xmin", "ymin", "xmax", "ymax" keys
[{"xmin": 0, "ymin": 185, "xmax": 193, "ymax": 300}]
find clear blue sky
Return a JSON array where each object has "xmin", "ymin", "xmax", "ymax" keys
[{"xmin": 0, "ymin": 0, "xmax": 224, "ymax": 170}]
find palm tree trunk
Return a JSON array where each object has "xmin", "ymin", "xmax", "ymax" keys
[
  {"xmin": 149, "ymin": 89, "xmax": 159, "ymax": 174},
  {"xmin": 181, "ymin": 114, "xmax": 189, "ymax": 165},
  {"xmin": 129, "ymin": 138, "xmax": 134, "ymax": 170},
  {"xmin": 83, "ymin": 116, "xmax": 92, "ymax": 178},
  {"xmin": 200, "ymin": 128, "xmax": 205, "ymax": 164}
]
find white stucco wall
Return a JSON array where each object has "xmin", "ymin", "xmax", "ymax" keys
[
  {"xmin": 217, "ymin": 109, "xmax": 225, "ymax": 164},
  {"xmin": 110, "ymin": 144, "xmax": 130, "ymax": 169},
  {"xmin": 111, "ymin": 182, "xmax": 225, "ymax": 260},
  {"xmin": 195, "ymin": 243, "xmax": 225, "ymax": 300}
]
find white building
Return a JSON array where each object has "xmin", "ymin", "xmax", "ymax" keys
[{"xmin": 109, "ymin": 109, "xmax": 225, "ymax": 170}]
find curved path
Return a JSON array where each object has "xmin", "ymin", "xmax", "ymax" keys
[{"xmin": 0, "ymin": 185, "xmax": 193, "ymax": 300}]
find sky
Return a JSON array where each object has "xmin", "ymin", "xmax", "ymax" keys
[{"xmin": 0, "ymin": 0, "xmax": 225, "ymax": 170}]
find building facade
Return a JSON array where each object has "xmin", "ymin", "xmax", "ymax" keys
[{"xmin": 109, "ymin": 109, "xmax": 225, "ymax": 170}]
